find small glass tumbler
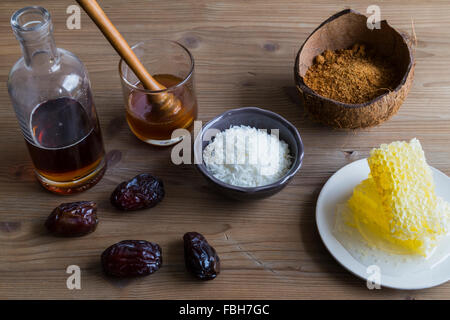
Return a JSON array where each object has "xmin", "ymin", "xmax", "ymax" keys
[{"xmin": 119, "ymin": 40, "xmax": 198, "ymax": 146}]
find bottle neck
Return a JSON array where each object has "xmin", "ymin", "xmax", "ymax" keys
[
  {"xmin": 11, "ymin": 6, "xmax": 60, "ymax": 70},
  {"xmin": 19, "ymin": 33, "xmax": 60, "ymax": 69}
]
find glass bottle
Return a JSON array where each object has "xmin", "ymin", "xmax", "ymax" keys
[{"xmin": 7, "ymin": 6, "xmax": 106, "ymax": 194}]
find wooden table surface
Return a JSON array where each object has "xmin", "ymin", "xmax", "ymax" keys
[{"xmin": 0, "ymin": 0, "xmax": 449, "ymax": 300}]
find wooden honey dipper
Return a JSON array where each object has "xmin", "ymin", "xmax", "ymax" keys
[{"xmin": 77, "ymin": 0, "xmax": 182, "ymax": 116}]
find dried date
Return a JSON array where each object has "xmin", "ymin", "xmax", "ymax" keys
[
  {"xmin": 184, "ymin": 232, "xmax": 220, "ymax": 280},
  {"xmin": 101, "ymin": 240, "xmax": 162, "ymax": 277},
  {"xmin": 45, "ymin": 201, "xmax": 98, "ymax": 237},
  {"xmin": 110, "ymin": 174, "xmax": 164, "ymax": 211}
]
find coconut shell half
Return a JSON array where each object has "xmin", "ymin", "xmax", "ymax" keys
[{"xmin": 294, "ymin": 9, "xmax": 415, "ymax": 129}]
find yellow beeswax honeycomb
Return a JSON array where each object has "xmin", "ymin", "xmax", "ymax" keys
[{"xmin": 347, "ymin": 138, "xmax": 449, "ymax": 256}]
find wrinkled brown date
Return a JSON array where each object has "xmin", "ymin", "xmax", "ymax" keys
[
  {"xmin": 101, "ymin": 240, "xmax": 162, "ymax": 277},
  {"xmin": 45, "ymin": 201, "xmax": 98, "ymax": 237},
  {"xmin": 110, "ymin": 174, "xmax": 164, "ymax": 211},
  {"xmin": 184, "ymin": 232, "xmax": 220, "ymax": 280}
]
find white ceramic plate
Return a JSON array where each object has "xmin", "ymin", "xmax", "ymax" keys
[{"xmin": 316, "ymin": 158, "xmax": 450, "ymax": 290}]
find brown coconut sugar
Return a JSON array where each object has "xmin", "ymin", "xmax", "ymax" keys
[{"xmin": 304, "ymin": 44, "xmax": 399, "ymax": 104}]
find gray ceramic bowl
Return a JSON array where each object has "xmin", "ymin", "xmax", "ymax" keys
[{"xmin": 194, "ymin": 107, "xmax": 304, "ymax": 200}]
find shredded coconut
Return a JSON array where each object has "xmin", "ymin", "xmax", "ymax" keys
[{"xmin": 203, "ymin": 125, "xmax": 293, "ymax": 187}]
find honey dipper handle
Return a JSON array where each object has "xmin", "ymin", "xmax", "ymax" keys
[{"xmin": 77, "ymin": 0, "xmax": 165, "ymax": 91}]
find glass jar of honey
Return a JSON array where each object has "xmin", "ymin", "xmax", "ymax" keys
[{"xmin": 119, "ymin": 40, "xmax": 198, "ymax": 146}]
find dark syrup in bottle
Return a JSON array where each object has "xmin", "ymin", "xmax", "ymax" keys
[{"xmin": 26, "ymin": 97, "xmax": 105, "ymax": 185}]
